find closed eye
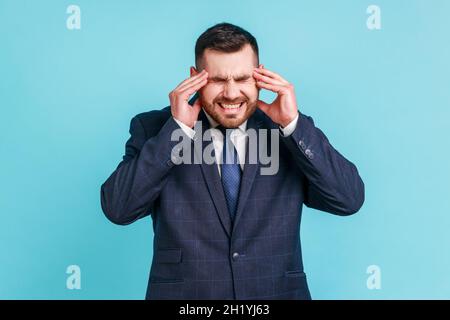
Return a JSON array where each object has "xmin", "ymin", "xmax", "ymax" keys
[
  {"xmin": 209, "ymin": 75, "xmax": 253, "ymax": 83},
  {"xmin": 208, "ymin": 78, "xmax": 226, "ymax": 83},
  {"xmin": 235, "ymin": 76, "xmax": 252, "ymax": 82}
]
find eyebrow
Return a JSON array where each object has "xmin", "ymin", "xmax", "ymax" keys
[{"xmin": 208, "ymin": 74, "xmax": 253, "ymax": 82}]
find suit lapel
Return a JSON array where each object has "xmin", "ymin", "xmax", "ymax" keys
[{"xmin": 194, "ymin": 109, "xmax": 233, "ymax": 238}]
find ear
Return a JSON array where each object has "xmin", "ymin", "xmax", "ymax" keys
[{"xmin": 190, "ymin": 66, "xmax": 199, "ymax": 77}]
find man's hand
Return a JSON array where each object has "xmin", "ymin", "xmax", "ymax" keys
[
  {"xmin": 253, "ymin": 66, "xmax": 299, "ymax": 128},
  {"xmin": 170, "ymin": 70, "xmax": 208, "ymax": 128}
]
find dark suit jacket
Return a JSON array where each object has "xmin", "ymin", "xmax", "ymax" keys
[{"xmin": 100, "ymin": 95, "xmax": 365, "ymax": 300}]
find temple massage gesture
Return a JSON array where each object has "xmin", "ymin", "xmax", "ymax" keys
[{"xmin": 253, "ymin": 66, "xmax": 299, "ymax": 128}]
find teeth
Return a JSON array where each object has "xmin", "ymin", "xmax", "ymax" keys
[{"xmin": 221, "ymin": 103, "xmax": 242, "ymax": 109}]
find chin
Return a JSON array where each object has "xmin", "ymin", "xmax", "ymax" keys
[{"xmin": 219, "ymin": 118, "xmax": 245, "ymax": 128}]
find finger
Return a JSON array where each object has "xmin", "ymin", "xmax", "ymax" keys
[
  {"xmin": 178, "ymin": 74, "xmax": 208, "ymax": 95},
  {"xmin": 254, "ymin": 68, "xmax": 288, "ymax": 84},
  {"xmin": 177, "ymin": 75, "xmax": 208, "ymax": 92},
  {"xmin": 177, "ymin": 70, "xmax": 207, "ymax": 88},
  {"xmin": 177, "ymin": 70, "xmax": 208, "ymax": 91},
  {"xmin": 253, "ymin": 71, "xmax": 286, "ymax": 86},
  {"xmin": 180, "ymin": 77, "xmax": 208, "ymax": 98},
  {"xmin": 180, "ymin": 75, "xmax": 208, "ymax": 94},
  {"xmin": 255, "ymin": 80, "xmax": 285, "ymax": 94},
  {"xmin": 175, "ymin": 70, "xmax": 208, "ymax": 90},
  {"xmin": 192, "ymin": 96, "xmax": 202, "ymax": 112}
]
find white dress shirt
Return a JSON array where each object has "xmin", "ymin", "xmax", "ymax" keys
[{"xmin": 173, "ymin": 108, "xmax": 299, "ymax": 176}]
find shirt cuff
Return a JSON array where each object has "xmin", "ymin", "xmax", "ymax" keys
[
  {"xmin": 173, "ymin": 117, "xmax": 196, "ymax": 140},
  {"xmin": 279, "ymin": 113, "xmax": 299, "ymax": 137}
]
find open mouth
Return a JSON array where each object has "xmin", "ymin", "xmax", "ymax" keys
[{"xmin": 218, "ymin": 102, "xmax": 245, "ymax": 112}]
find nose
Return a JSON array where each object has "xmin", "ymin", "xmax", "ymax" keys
[{"xmin": 222, "ymin": 80, "xmax": 241, "ymax": 101}]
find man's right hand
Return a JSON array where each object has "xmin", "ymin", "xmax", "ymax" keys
[{"xmin": 169, "ymin": 69, "xmax": 208, "ymax": 128}]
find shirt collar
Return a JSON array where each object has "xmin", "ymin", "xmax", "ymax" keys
[{"xmin": 202, "ymin": 107, "xmax": 248, "ymax": 133}]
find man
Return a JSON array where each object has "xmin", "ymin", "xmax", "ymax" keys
[{"xmin": 100, "ymin": 23, "xmax": 364, "ymax": 300}]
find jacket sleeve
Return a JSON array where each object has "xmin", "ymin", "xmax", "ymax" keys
[
  {"xmin": 100, "ymin": 115, "xmax": 183, "ymax": 225},
  {"xmin": 280, "ymin": 112, "xmax": 365, "ymax": 216}
]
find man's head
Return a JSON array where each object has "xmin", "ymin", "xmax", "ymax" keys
[{"xmin": 192, "ymin": 23, "xmax": 261, "ymax": 128}]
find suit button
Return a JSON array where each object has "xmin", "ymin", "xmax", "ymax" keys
[
  {"xmin": 232, "ymin": 252, "xmax": 239, "ymax": 260},
  {"xmin": 298, "ymin": 140, "xmax": 306, "ymax": 150},
  {"xmin": 305, "ymin": 149, "xmax": 314, "ymax": 159}
]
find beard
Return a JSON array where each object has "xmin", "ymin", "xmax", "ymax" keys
[{"xmin": 200, "ymin": 94, "xmax": 258, "ymax": 128}]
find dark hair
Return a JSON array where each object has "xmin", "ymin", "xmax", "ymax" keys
[{"xmin": 195, "ymin": 22, "xmax": 259, "ymax": 68}]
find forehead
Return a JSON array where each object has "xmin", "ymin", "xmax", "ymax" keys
[{"xmin": 201, "ymin": 44, "xmax": 258, "ymax": 76}]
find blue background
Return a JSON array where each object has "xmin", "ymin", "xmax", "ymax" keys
[{"xmin": 1, "ymin": 0, "xmax": 449, "ymax": 299}]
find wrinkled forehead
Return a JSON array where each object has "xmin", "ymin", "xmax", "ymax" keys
[{"xmin": 200, "ymin": 45, "xmax": 258, "ymax": 77}]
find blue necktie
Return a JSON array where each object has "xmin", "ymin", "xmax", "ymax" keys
[{"xmin": 217, "ymin": 125, "xmax": 242, "ymax": 221}]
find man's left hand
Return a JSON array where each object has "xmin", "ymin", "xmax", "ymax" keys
[{"xmin": 253, "ymin": 66, "xmax": 299, "ymax": 128}]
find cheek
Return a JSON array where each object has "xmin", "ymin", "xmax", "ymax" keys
[
  {"xmin": 201, "ymin": 85, "xmax": 221, "ymax": 101},
  {"xmin": 242, "ymin": 85, "xmax": 258, "ymax": 100}
]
